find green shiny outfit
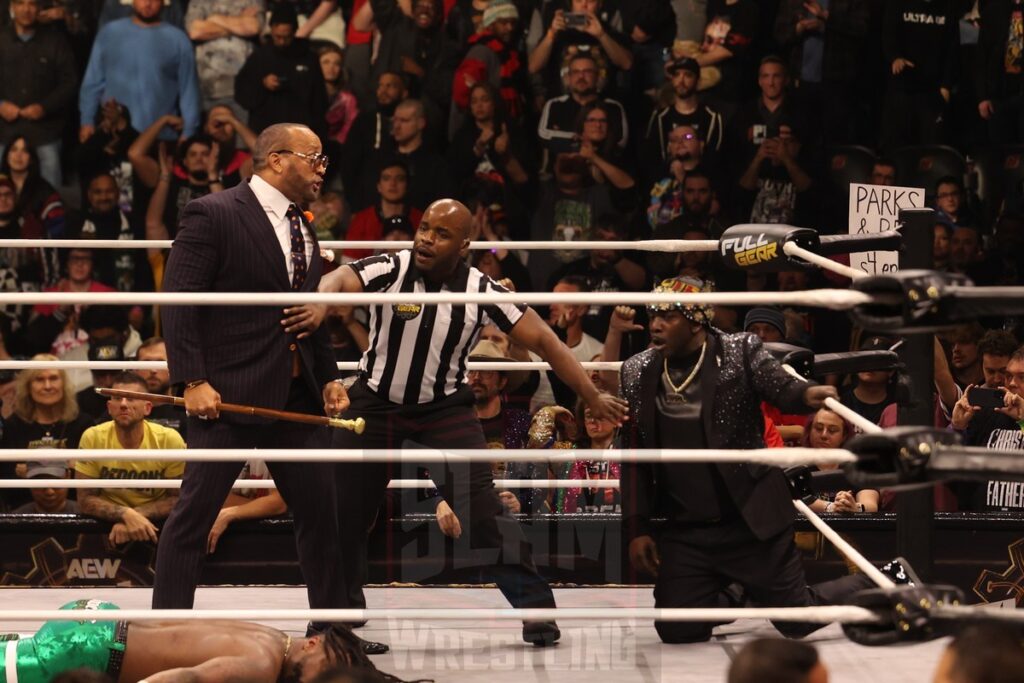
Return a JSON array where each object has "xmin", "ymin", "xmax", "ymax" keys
[{"xmin": 1, "ymin": 600, "xmax": 127, "ymax": 683}]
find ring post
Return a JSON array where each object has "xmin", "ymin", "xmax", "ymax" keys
[{"xmin": 895, "ymin": 208, "xmax": 936, "ymax": 581}]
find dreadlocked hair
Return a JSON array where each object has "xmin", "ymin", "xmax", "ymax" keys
[{"xmin": 321, "ymin": 626, "xmax": 433, "ymax": 683}]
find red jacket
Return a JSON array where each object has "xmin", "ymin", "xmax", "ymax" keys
[{"xmin": 342, "ymin": 206, "xmax": 423, "ymax": 260}]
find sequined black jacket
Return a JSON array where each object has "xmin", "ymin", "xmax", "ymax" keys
[{"xmin": 620, "ymin": 330, "xmax": 814, "ymax": 542}]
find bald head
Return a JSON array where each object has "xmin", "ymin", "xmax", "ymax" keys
[
  {"xmin": 413, "ymin": 198, "xmax": 473, "ymax": 280},
  {"xmin": 253, "ymin": 123, "xmax": 313, "ymax": 171},
  {"xmin": 423, "ymin": 199, "xmax": 473, "ymax": 242}
]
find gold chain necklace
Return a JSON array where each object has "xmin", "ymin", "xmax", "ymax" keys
[{"xmin": 662, "ymin": 342, "xmax": 706, "ymax": 403}]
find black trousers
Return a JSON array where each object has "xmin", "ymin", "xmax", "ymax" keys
[
  {"xmin": 652, "ymin": 520, "xmax": 875, "ymax": 643},
  {"xmin": 152, "ymin": 379, "xmax": 346, "ymax": 611},
  {"xmin": 333, "ymin": 381, "xmax": 555, "ymax": 611}
]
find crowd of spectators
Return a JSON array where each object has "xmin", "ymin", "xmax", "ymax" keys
[{"xmin": 0, "ymin": 0, "xmax": 1022, "ymax": 542}]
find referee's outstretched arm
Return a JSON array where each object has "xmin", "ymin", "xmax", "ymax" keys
[{"xmin": 508, "ymin": 308, "xmax": 630, "ymax": 425}]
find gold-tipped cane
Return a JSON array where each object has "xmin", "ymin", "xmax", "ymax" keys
[{"xmin": 96, "ymin": 388, "xmax": 366, "ymax": 434}]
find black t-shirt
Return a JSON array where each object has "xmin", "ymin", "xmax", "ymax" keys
[
  {"xmin": 0, "ymin": 413, "xmax": 92, "ymax": 510},
  {"xmin": 959, "ymin": 410, "xmax": 1024, "ymax": 511},
  {"xmin": 838, "ymin": 386, "xmax": 895, "ymax": 429},
  {"xmin": 480, "ymin": 412, "xmax": 506, "ymax": 449},
  {"xmin": 75, "ymin": 386, "xmax": 108, "ymax": 425},
  {"xmin": 655, "ymin": 347, "xmax": 739, "ymax": 523},
  {"xmin": 164, "ymin": 178, "xmax": 211, "ymax": 239}
]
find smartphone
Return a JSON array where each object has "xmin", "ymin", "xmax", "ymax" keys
[
  {"xmin": 752, "ymin": 124, "xmax": 766, "ymax": 145},
  {"xmin": 968, "ymin": 387, "xmax": 1007, "ymax": 409},
  {"xmin": 564, "ymin": 12, "xmax": 588, "ymax": 29}
]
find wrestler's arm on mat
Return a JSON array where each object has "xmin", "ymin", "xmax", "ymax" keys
[
  {"xmin": 507, "ymin": 308, "xmax": 629, "ymax": 424},
  {"xmin": 140, "ymin": 654, "xmax": 278, "ymax": 683}
]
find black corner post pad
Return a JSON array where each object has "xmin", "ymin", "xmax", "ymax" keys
[
  {"xmin": 718, "ymin": 224, "xmax": 820, "ymax": 273},
  {"xmin": 847, "ymin": 270, "xmax": 975, "ymax": 333},
  {"xmin": 843, "ymin": 585, "xmax": 965, "ymax": 646},
  {"xmin": 763, "ymin": 342, "xmax": 814, "ymax": 378},
  {"xmin": 843, "ymin": 426, "xmax": 962, "ymax": 489},
  {"xmin": 784, "ymin": 466, "xmax": 817, "ymax": 505},
  {"xmin": 818, "ymin": 230, "xmax": 904, "ymax": 256},
  {"xmin": 813, "ymin": 350, "xmax": 901, "ymax": 377}
]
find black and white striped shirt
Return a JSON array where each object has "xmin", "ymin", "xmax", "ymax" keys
[{"xmin": 349, "ymin": 250, "xmax": 525, "ymax": 404}]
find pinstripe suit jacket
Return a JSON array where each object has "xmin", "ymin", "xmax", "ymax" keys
[{"xmin": 162, "ymin": 180, "xmax": 339, "ymax": 422}]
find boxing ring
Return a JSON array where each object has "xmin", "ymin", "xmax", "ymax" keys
[{"xmin": 2, "ymin": 213, "xmax": 1024, "ymax": 681}]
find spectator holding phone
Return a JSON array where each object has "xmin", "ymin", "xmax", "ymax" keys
[
  {"xmin": 526, "ymin": 0, "xmax": 633, "ymax": 101},
  {"xmin": 233, "ymin": 4, "xmax": 327, "ymax": 137},
  {"xmin": 951, "ymin": 344, "xmax": 1024, "ymax": 511}
]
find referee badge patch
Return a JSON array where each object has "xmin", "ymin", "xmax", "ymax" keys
[{"xmin": 393, "ymin": 303, "xmax": 422, "ymax": 320}]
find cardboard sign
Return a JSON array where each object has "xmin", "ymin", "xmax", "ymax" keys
[{"xmin": 848, "ymin": 183, "xmax": 925, "ymax": 275}]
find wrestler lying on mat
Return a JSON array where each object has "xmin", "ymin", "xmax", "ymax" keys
[{"xmin": 1, "ymin": 600, "xmax": 419, "ymax": 683}]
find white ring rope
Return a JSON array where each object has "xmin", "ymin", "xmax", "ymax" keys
[
  {"xmin": 823, "ymin": 396, "xmax": 883, "ymax": 435},
  {"xmin": 0, "ymin": 360, "xmax": 624, "ymax": 372},
  {"xmin": 0, "ymin": 239, "xmax": 720, "ymax": 253},
  {"xmin": 782, "ymin": 242, "xmax": 867, "ymax": 281},
  {"xmin": 792, "ymin": 499, "xmax": 895, "ymax": 589},
  {"xmin": 0, "ymin": 606, "xmax": 883, "ymax": 624},
  {"xmin": 781, "ymin": 364, "xmax": 882, "ymax": 435},
  {"xmin": 0, "ymin": 478, "xmax": 619, "ymax": 490},
  {"xmin": 0, "ymin": 290, "xmax": 874, "ymax": 309},
  {"xmin": 0, "ymin": 447, "xmax": 857, "ymax": 466}
]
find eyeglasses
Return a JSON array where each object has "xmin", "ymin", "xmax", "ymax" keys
[
  {"xmin": 273, "ymin": 150, "xmax": 329, "ymax": 170},
  {"xmin": 670, "ymin": 132, "xmax": 696, "ymax": 142}
]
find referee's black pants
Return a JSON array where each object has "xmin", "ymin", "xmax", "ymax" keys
[
  {"xmin": 652, "ymin": 520, "xmax": 874, "ymax": 643},
  {"xmin": 333, "ymin": 381, "xmax": 556, "ymax": 612},
  {"xmin": 153, "ymin": 379, "xmax": 346, "ymax": 612}
]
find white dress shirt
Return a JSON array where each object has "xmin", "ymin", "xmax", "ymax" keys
[{"xmin": 248, "ymin": 174, "xmax": 314, "ymax": 282}]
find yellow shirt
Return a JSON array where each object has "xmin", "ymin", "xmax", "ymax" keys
[{"xmin": 75, "ymin": 420, "xmax": 186, "ymax": 509}]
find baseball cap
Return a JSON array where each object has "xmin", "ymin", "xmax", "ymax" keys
[
  {"xmin": 665, "ymin": 57, "xmax": 700, "ymax": 76},
  {"xmin": 25, "ymin": 461, "xmax": 67, "ymax": 479},
  {"xmin": 88, "ymin": 336, "xmax": 124, "ymax": 362}
]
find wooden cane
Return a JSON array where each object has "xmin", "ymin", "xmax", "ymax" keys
[{"xmin": 96, "ymin": 388, "xmax": 366, "ymax": 434}]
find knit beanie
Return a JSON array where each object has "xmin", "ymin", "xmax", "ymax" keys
[{"xmin": 482, "ymin": 0, "xmax": 518, "ymax": 28}]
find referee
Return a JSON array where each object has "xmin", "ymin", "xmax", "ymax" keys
[{"xmin": 312, "ymin": 199, "xmax": 629, "ymax": 646}]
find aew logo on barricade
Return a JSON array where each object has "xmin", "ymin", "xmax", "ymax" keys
[
  {"xmin": 721, "ymin": 233, "xmax": 778, "ymax": 268},
  {"xmin": 974, "ymin": 538, "xmax": 1024, "ymax": 607},
  {"xmin": 1, "ymin": 535, "xmax": 154, "ymax": 587},
  {"xmin": 67, "ymin": 558, "xmax": 122, "ymax": 580}
]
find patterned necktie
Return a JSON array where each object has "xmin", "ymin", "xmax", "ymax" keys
[{"xmin": 286, "ymin": 204, "xmax": 307, "ymax": 290}]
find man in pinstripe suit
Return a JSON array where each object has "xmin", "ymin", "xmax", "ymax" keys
[
  {"xmin": 316, "ymin": 199, "xmax": 630, "ymax": 646},
  {"xmin": 152, "ymin": 123, "xmax": 369, "ymax": 645}
]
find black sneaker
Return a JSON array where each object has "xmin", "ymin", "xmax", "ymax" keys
[
  {"xmin": 522, "ymin": 621, "xmax": 560, "ymax": 647},
  {"xmin": 879, "ymin": 557, "xmax": 921, "ymax": 586}
]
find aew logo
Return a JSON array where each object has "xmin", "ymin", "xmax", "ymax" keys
[
  {"xmin": 721, "ymin": 233, "xmax": 778, "ymax": 268},
  {"xmin": 67, "ymin": 558, "xmax": 121, "ymax": 580},
  {"xmin": 974, "ymin": 539, "xmax": 1024, "ymax": 606}
]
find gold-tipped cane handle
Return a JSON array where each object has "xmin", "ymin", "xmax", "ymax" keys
[{"xmin": 328, "ymin": 416, "xmax": 366, "ymax": 434}]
